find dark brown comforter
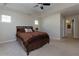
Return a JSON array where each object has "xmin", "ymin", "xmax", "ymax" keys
[{"xmin": 16, "ymin": 31, "xmax": 49, "ymax": 46}]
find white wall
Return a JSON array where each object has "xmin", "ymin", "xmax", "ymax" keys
[
  {"xmin": 73, "ymin": 16, "xmax": 79, "ymax": 38},
  {"xmin": 41, "ymin": 13, "xmax": 61, "ymax": 40},
  {"xmin": 0, "ymin": 9, "xmax": 37, "ymax": 43},
  {"xmin": 60, "ymin": 15, "xmax": 65, "ymax": 38}
]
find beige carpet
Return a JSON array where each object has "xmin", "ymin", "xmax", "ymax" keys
[{"xmin": 0, "ymin": 39, "xmax": 79, "ymax": 56}]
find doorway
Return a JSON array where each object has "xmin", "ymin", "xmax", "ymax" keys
[
  {"xmin": 61, "ymin": 15, "xmax": 79, "ymax": 40},
  {"xmin": 64, "ymin": 17, "xmax": 74, "ymax": 39}
]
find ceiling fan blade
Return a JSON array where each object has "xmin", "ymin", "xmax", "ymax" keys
[
  {"xmin": 42, "ymin": 3, "xmax": 50, "ymax": 6},
  {"xmin": 34, "ymin": 5, "xmax": 39, "ymax": 7},
  {"xmin": 38, "ymin": 3, "xmax": 42, "ymax": 4}
]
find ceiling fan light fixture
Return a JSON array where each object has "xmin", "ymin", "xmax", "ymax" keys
[
  {"xmin": 34, "ymin": 3, "xmax": 51, "ymax": 10},
  {"xmin": 40, "ymin": 6, "xmax": 43, "ymax": 10}
]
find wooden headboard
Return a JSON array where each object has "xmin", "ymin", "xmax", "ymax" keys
[{"xmin": 16, "ymin": 26, "xmax": 34, "ymax": 32}]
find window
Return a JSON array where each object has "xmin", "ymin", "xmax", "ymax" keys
[
  {"xmin": 34, "ymin": 20, "xmax": 39, "ymax": 25},
  {"xmin": 1, "ymin": 15, "xmax": 11, "ymax": 23}
]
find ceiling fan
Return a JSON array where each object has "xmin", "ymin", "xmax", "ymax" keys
[{"xmin": 34, "ymin": 3, "xmax": 51, "ymax": 10}]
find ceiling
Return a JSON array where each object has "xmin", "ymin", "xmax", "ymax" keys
[
  {"xmin": 0, "ymin": 3, "xmax": 53, "ymax": 15},
  {"xmin": 0, "ymin": 3, "xmax": 78, "ymax": 16},
  {"xmin": 61, "ymin": 4, "xmax": 79, "ymax": 16}
]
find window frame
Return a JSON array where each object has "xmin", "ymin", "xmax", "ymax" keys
[{"xmin": 1, "ymin": 15, "xmax": 11, "ymax": 23}]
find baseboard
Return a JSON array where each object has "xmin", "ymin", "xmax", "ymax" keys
[
  {"xmin": 74, "ymin": 37, "xmax": 79, "ymax": 39},
  {"xmin": 50, "ymin": 37, "xmax": 61, "ymax": 40},
  {"xmin": 74, "ymin": 36, "xmax": 79, "ymax": 39},
  {"xmin": 0, "ymin": 39, "xmax": 16, "ymax": 44}
]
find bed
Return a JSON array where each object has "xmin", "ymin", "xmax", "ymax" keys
[{"xmin": 16, "ymin": 26, "xmax": 50, "ymax": 55}]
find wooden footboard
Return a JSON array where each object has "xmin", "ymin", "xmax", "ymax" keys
[
  {"xmin": 16, "ymin": 37, "xmax": 27, "ymax": 53},
  {"xmin": 16, "ymin": 37, "xmax": 49, "ymax": 55},
  {"xmin": 26, "ymin": 38, "xmax": 49, "ymax": 55}
]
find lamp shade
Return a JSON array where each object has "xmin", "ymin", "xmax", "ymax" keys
[{"xmin": 35, "ymin": 20, "xmax": 39, "ymax": 25}]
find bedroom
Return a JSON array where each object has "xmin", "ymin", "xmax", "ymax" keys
[{"xmin": 0, "ymin": 3, "xmax": 79, "ymax": 56}]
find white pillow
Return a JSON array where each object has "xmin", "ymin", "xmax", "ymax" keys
[
  {"xmin": 25, "ymin": 29, "xmax": 32, "ymax": 32},
  {"xmin": 25, "ymin": 29, "xmax": 28, "ymax": 32},
  {"xmin": 28, "ymin": 29, "xmax": 32, "ymax": 32}
]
